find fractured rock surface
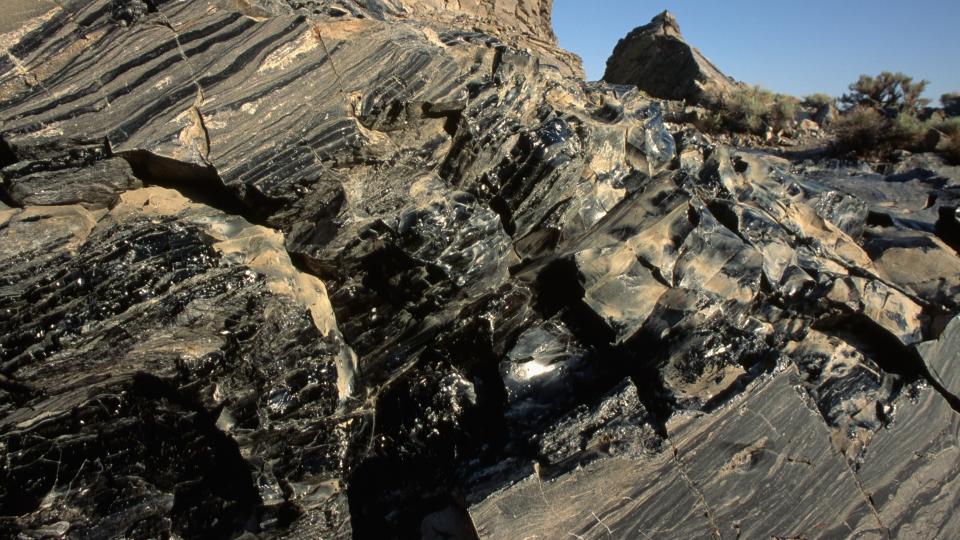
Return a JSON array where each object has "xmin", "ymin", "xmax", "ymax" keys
[
  {"xmin": 0, "ymin": 187, "xmax": 358, "ymax": 537},
  {"xmin": 1, "ymin": 1, "xmax": 960, "ymax": 538}
]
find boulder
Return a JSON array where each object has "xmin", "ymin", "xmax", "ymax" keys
[
  {"xmin": 799, "ymin": 118, "xmax": 820, "ymax": 132},
  {"xmin": 603, "ymin": 11, "xmax": 738, "ymax": 101},
  {"xmin": 938, "ymin": 205, "xmax": 960, "ymax": 253},
  {"xmin": 812, "ymin": 101, "xmax": 838, "ymax": 126},
  {"xmin": 2, "ymin": 157, "xmax": 141, "ymax": 209}
]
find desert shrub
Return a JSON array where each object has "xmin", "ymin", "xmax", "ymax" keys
[
  {"xmin": 769, "ymin": 94, "xmax": 799, "ymax": 131},
  {"xmin": 933, "ymin": 117, "xmax": 960, "ymax": 164},
  {"xmin": 944, "ymin": 133, "xmax": 960, "ymax": 165},
  {"xmin": 834, "ymin": 107, "xmax": 927, "ymax": 158},
  {"xmin": 726, "ymin": 87, "xmax": 769, "ymax": 133},
  {"xmin": 833, "ymin": 106, "xmax": 886, "ymax": 153},
  {"xmin": 832, "ymin": 72, "xmax": 945, "ymax": 158},
  {"xmin": 833, "ymin": 106, "xmax": 932, "ymax": 158},
  {"xmin": 700, "ymin": 86, "xmax": 799, "ymax": 135},
  {"xmin": 934, "ymin": 116, "xmax": 960, "ymax": 136},
  {"xmin": 802, "ymin": 93, "xmax": 834, "ymax": 109},
  {"xmin": 840, "ymin": 72, "xmax": 929, "ymax": 115},
  {"xmin": 888, "ymin": 112, "xmax": 926, "ymax": 146},
  {"xmin": 697, "ymin": 110, "xmax": 725, "ymax": 134}
]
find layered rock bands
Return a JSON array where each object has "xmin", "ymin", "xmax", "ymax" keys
[{"xmin": 1, "ymin": 1, "xmax": 960, "ymax": 538}]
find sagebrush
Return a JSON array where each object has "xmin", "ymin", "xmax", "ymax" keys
[{"xmin": 700, "ymin": 86, "xmax": 798, "ymax": 135}]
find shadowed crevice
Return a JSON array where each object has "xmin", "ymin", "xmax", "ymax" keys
[{"xmin": 118, "ymin": 149, "xmax": 277, "ymax": 225}]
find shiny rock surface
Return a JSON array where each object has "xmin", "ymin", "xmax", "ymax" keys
[{"xmin": 2, "ymin": 1, "xmax": 960, "ymax": 538}]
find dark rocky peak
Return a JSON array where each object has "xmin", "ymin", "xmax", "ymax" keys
[
  {"xmin": 603, "ymin": 10, "xmax": 738, "ymax": 101},
  {"xmin": 650, "ymin": 9, "xmax": 681, "ymax": 35}
]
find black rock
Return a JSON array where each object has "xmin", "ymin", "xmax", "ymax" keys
[
  {"xmin": 3, "ymin": 157, "xmax": 141, "ymax": 208},
  {"xmin": 937, "ymin": 205, "xmax": 960, "ymax": 252},
  {"xmin": 1, "ymin": 1, "xmax": 959, "ymax": 538}
]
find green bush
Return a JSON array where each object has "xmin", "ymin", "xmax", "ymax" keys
[
  {"xmin": 935, "ymin": 118, "xmax": 960, "ymax": 164},
  {"xmin": 934, "ymin": 116, "xmax": 960, "ymax": 136},
  {"xmin": 727, "ymin": 87, "xmax": 769, "ymax": 133},
  {"xmin": 888, "ymin": 112, "xmax": 926, "ymax": 146},
  {"xmin": 833, "ymin": 106, "xmax": 886, "ymax": 154},
  {"xmin": 802, "ymin": 93, "xmax": 834, "ymax": 109},
  {"xmin": 700, "ymin": 86, "xmax": 799, "ymax": 135},
  {"xmin": 770, "ymin": 94, "xmax": 799, "ymax": 131},
  {"xmin": 834, "ymin": 107, "xmax": 942, "ymax": 158},
  {"xmin": 697, "ymin": 110, "xmax": 725, "ymax": 134},
  {"xmin": 832, "ymin": 72, "xmax": 949, "ymax": 159}
]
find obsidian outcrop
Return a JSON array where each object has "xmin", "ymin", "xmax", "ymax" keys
[{"xmin": 2, "ymin": 1, "xmax": 960, "ymax": 538}]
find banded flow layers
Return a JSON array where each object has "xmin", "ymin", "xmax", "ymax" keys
[{"xmin": 2, "ymin": 1, "xmax": 960, "ymax": 538}]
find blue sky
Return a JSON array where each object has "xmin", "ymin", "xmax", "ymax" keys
[{"xmin": 552, "ymin": 0, "xmax": 960, "ymax": 103}]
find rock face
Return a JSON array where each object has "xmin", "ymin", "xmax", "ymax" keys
[
  {"xmin": 0, "ymin": 188, "xmax": 357, "ymax": 537},
  {"xmin": 603, "ymin": 11, "xmax": 738, "ymax": 101},
  {"xmin": 246, "ymin": 0, "xmax": 584, "ymax": 78},
  {"xmin": 1, "ymin": 1, "xmax": 960, "ymax": 539}
]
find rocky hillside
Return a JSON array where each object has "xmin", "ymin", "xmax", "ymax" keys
[{"xmin": 1, "ymin": 1, "xmax": 960, "ymax": 538}]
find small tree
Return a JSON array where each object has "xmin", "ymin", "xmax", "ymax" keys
[
  {"xmin": 833, "ymin": 72, "xmax": 938, "ymax": 158},
  {"xmin": 839, "ymin": 72, "xmax": 929, "ymax": 115}
]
